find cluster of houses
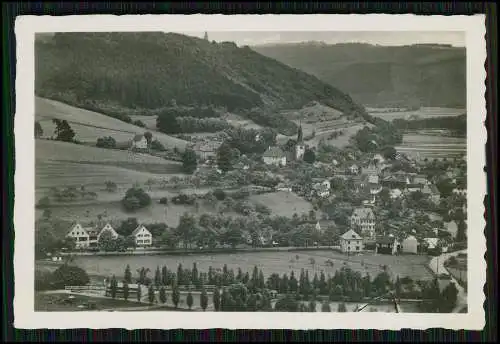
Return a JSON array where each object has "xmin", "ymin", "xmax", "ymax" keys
[
  {"xmin": 262, "ymin": 124, "xmax": 306, "ymax": 167},
  {"xmin": 66, "ymin": 222, "xmax": 153, "ymax": 250}
]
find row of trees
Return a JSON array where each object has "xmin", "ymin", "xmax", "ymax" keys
[{"xmin": 35, "ymin": 119, "xmax": 77, "ymax": 142}]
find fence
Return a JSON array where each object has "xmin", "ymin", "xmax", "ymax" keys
[{"xmin": 64, "ymin": 285, "xmax": 106, "ymax": 294}]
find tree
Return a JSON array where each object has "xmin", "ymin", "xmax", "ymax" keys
[
  {"xmin": 456, "ymin": 220, "xmax": 467, "ymax": 242},
  {"xmin": 52, "ymin": 119, "xmax": 76, "ymax": 142},
  {"xmin": 148, "ymin": 284, "xmax": 156, "ymax": 304},
  {"xmin": 154, "ymin": 266, "xmax": 161, "ymax": 286},
  {"xmin": 439, "ymin": 282, "xmax": 459, "ymax": 312},
  {"xmin": 137, "ymin": 284, "xmax": 142, "ymax": 302},
  {"xmin": 98, "ymin": 230, "xmax": 118, "ymax": 252},
  {"xmin": 175, "ymin": 213, "xmax": 198, "ymax": 250},
  {"xmin": 151, "ymin": 139, "xmax": 165, "ymax": 151},
  {"xmin": 308, "ymin": 299, "xmax": 317, "ymax": 312},
  {"xmin": 274, "ymin": 294, "xmax": 300, "ymax": 312},
  {"xmin": 213, "ymin": 288, "xmax": 221, "ymax": 311},
  {"xmin": 133, "ymin": 120, "xmax": 146, "ymax": 128},
  {"xmin": 187, "ymin": 290, "xmax": 194, "ymax": 310},
  {"xmin": 159, "ymin": 286, "xmax": 167, "ymax": 303},
  {"xmin": 192, "ymin": 262, "xmax": 199, "ymax": 287},
  {"xmin": 303, "ymin": 148, "xmax": 316, "ymax": 164},
  {"xmin": 182, "ymin": 148, "xmax": 198, "ymax": 174},
  {"xmin": 321, "ymin": 301, "xmax": 331, "ymax": 312},
  {"xmin": 200, "ymin": 284, "xmax": 209, "ymax": 311},
  {"xmin": 123, "ymin": 281, "xmax": 129, "ymax": 301},
  {"xmin": 172, "ymin": 280, "xmax": 180, "ymax": 308},
  {"xmin": 337, "ymin": 302, "xmax": 347, "ymax": 312},
  {"xmin": 35, "ymin": 121, "xmax": 43, "ymax": 138},
  {"xmin": 156, "ymin": 110, "xmax": 182, "ymax": 134},
  {"xmin": 124, "ymin": 265, "xmax": 132, "ymax": 283},
  {"xmin": 121, "ymin": 188, "xmax": 151, "ymax": 212},
  {"xmin": 105, "ymin": 181, "xmax": 118, "ymax": 193},
  {"xmin": 382, "ymin": 146, "xmax": 397, "ymax": 160},
  {"xmin": 217, "ymin": 142, "xmax": 234, "ymax": 172},
  {"xmin": 110, "ymin": 275, "xmax": 118, "ymax": 299},
  {"xmin": 144, "ymin": 131, "xmax": 153, "ymax": 147},
  {"xmin": 50, "ymin": 264, "xmax": 90, "ymax": 289},
  {"xmin": 96, "ymin": 136, "xmax": 117, "ymax": 148}
]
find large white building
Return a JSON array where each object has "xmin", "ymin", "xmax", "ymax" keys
[
  {"xmin": 131, "ymin": 134, "xmax": 148, "ymax": 150},
  {"xmin": 350, "ymin": 207, "xmax": 376, "ymax": 238},
  {"xmin": 263, "ymin": 146, "xmax": 287, "ymax": 167},
  {"xmin": 340, "ymin": 229, "xmax": 364, "ymax": 253}
]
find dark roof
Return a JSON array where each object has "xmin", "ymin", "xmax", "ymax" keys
[
  {"xmin": 133, "ymin": 134, "xmax": 144, "ymax": 142},
  {"xmin": 376, "ymin": 235, "xmax": 396, "ymax": 245},
  {"xmin": 263, "ymin": 146, "xmax": 285, "ymax": 158}
]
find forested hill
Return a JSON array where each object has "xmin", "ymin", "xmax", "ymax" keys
[
  {"xmin": 35, "ymin": 32, "xmax": 368, "ymax": 120},
  {"xmin": 253, "ymin": 43, "xmax": 466, "ymax": 108}
]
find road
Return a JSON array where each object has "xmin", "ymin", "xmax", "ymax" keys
[{"xmin": 428, "ymin": 249, "xmax": 467, "ymax": 312}]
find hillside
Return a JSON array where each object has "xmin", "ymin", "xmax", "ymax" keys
[
  {"xmin": 35, "ymin": 97, "xmax": 188, "ymax": 150},
  {"xmin": 253, "ymin": 43, "xmax": 466, "ymax": 108},
  {"xmin": 35, "ymin": 32, "xmax": 369, "ymax": 121}
]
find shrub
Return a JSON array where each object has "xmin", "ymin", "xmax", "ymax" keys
[
  {"xmin": 121, "ymin": 188, "xmax": 152, "ymax": 212},
  {"xmin": 50, "ymin": 264, "xmax": 90, "ymax": 289},
  {"xmin": 151, "ymin": 139, "xmax": 166, "ymax": 151},
  {"xmin": 213, "ymin": 189, "xmax": 226, "ymax": 201},
  {"xmin": 159, "ymin": 197, "xmax": 168, "ymax": 205},
  {"xmin": 171, "ymin": 193, "xmax": 196, "ymax": 205},
  {"xmin": 96, "ymin": 136, "xmax": 117, "ymax": 149}
]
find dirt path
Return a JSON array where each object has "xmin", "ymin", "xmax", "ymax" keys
[{"xmin": 428, "ymin": 250, "xmax": 467, "ymax": 313}]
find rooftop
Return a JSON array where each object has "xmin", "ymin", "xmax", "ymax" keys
[
  {"xmin": 341, "ymin": 229, "xmax": 362, "ymax": 240},
  {"xmin": 263, "ymin": 146, "xmax": 285, "ymax": 158}
]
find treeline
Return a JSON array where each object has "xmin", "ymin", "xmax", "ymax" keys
[
  {"xmin": 393, "ymin": 114, "xmax": 466, "ymax": 136},
  {"xmin": 353, "ymin": 122, "xmax": 403, "ymax": 153},
  {"xmin": 244, "ymin": 109, "xmax": 298, "ymax": 136}
]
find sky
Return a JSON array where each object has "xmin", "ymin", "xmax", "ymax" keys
[{"xmin": 175, "ymin": 31, "xmax": 465, "ymax": 47}]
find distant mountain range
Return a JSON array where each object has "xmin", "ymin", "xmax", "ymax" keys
[
  {"xmin": 35, "ymin": 32, "xmax": 369, "ymax": 122},
  {"xmin": 253, "ymin": 42, "xmax": 466, "ymax": 108}
]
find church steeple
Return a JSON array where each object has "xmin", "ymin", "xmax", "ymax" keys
[
  {"xmin": 204, "ymin": 31, "xmax": 209, "ymax": 41},
  {"xmin": 297, "ymin": 122, "xmax": 303, "ymax": 143}
]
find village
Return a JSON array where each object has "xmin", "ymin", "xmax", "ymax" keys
[{"xmin": 45, "ymin": 121, "xmax": 467, "ymax": 260}]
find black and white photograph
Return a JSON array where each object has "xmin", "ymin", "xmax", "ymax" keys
[{"xmin": 14, "ymin": 14, "xmax": 486, "ymax": 330}]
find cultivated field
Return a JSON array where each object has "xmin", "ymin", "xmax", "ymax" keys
[
  {"xmin": 396, "ymin": 133, "xmax": 466, "ymax": 160},
  {"xmin": 369, "ymin": 107, "xmax": 465, "ymax": 121},
  {"xmin": 36, "ymin": 97, "xmax": 188, "ymax": 150},
  {"xmin": 249, "ymin": 191, "xmax": 313, "ymax": 217},
  {"xmin": 64, "ymin": 250, "xmax": 434, "ymax": 283}
]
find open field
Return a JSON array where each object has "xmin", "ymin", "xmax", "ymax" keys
[
  {"xmin": 36, "ymin": 201, "xmax": 215, "ymax": 228},
  {"xmin": 36, "ymin": 97, "xmax": 188, "ymax": 150},
  {"xmin": 396, "ymin": 133, "xmax": 466, "ymax": 160},
  {"xmin": 369, "ymin": 107, "xmax": 465, "ymax": 121},
  {"xmin": 63, "ymin": 250, "xmax": 433, "ymax": 283},
  {"xmin": 249, "ymin": 191, "xmax": 313, "ymax": 217}
]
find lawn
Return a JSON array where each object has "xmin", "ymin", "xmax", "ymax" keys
[
  {"xmin": 249, "ymin": 191, "xmax": 313, "ymax": 218},
  {"xmin": 128, "ymin": 115, "xmax": 158, "ymax": 130},
  {"xmin": 369, "ymin": 107, "xmax": 465, "ymax": 121},
  {"xmin": 36, "ymin": 97, "xmax": 188, "ymax": 150},
  {"xmin": 67, "ymin": 250, "xmax": 434, "ymax": 287},
  {"xmin": 396, "ymin": 133, "xmax": 466, "ymax": 160}
]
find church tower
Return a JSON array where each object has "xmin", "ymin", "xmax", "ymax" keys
[
  {"xmin": 204, "ymin": 31, "xmax": 209, "ymax": 41},
  {"xmin": 295, "ymin": 122, "xmax": 306, "ymax": 161}
]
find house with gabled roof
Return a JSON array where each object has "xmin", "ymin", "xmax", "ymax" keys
[
  {"xmin": 340, "ymin": 229, "xmax": 363, "ymax": 253},
  {"xmin": 131, "ymin": 225, "xmax": 153, "ymax": 247},
  {"xmin": 350, "ymin": 207, "xmax": 376, "ymax": 238},
  {"xmin": 131, "ymin": 133, "xmax": 148, "ymax": 150},
  {"xmin": 97, "ymin": 223, "xmax": 120, "ymax": 242},
  {"xmin": 263, "ymin": 146, "xmax": 287, "ymax": 167},
  {"xmin": 66, "ymin": 222, "xmax": 100, "ymax": 249}
]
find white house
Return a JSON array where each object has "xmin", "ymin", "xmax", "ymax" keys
[
  {"xmin": 66, "ymin": 223, "xmax": 91, "ymax": 249},
  {"xmin": 132, "ymin": 225, "xmax": 153, "ymax": 247},
  {"xmin": 340, "ymin": 229, "xmax": 364, "ymax": 254},
  {"xmin": 97, "ymin": 223, "xmax": 119, "ymax": 242},
  {"xmin": 350, "ymin": 207, "xmax": 376, "ymax": 238},
  {"xmin": 312, "ymin": 182, "xmax": 330, "ymax": 198},
  {"xmin": 263, "ymin": 146, "xmax": 287, "ymax": 166},
  {"xmin": 373, "ymin": 154, "xmax": 385, "ymax": 164},
  {"xmin": 295, "ymin": 142, "xmax": 306, "ymax": 161},
  {"xmin": 315, "ymin": 219, "xmax": 336, "ymax": 234},
  {"xmin": 401, "ymin": 235, "xmax": 419, "ymax": 254},
  {"xmin": 193, "ymin": 141, "xmax": 221, "ymax": 161},
  {"xmin": 368, "ymin": 174, "xmax": 379, "ymax": 184},
  {"xmin": 131, "ymin": 134, "xmax": 148, "ymax": 150}
]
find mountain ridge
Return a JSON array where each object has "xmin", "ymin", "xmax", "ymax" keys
[
  {"xmin": 35, "ymin": 32, "xmax": 371, "ymax": 124},
  {"xmin": 252, "ymin": 42, "xmax": 466, "ymax": 108}
]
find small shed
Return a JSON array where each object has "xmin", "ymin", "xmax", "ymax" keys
[{"xmin": 401, "ymin": 235, "xmax": 418, "ymax": 254}]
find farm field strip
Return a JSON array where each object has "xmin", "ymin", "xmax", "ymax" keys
[
  {"xmin": 249, "ymin": 191, "xmax": 313, "ymax": 217},
  {"xmin": 36, "ymin": 97, "xmax": 188, "ymax": 150}
]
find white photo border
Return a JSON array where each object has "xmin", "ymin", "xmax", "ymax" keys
[{"xmin": 14, "ymin": 14, "xmax": 487, "ymax": 330}]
